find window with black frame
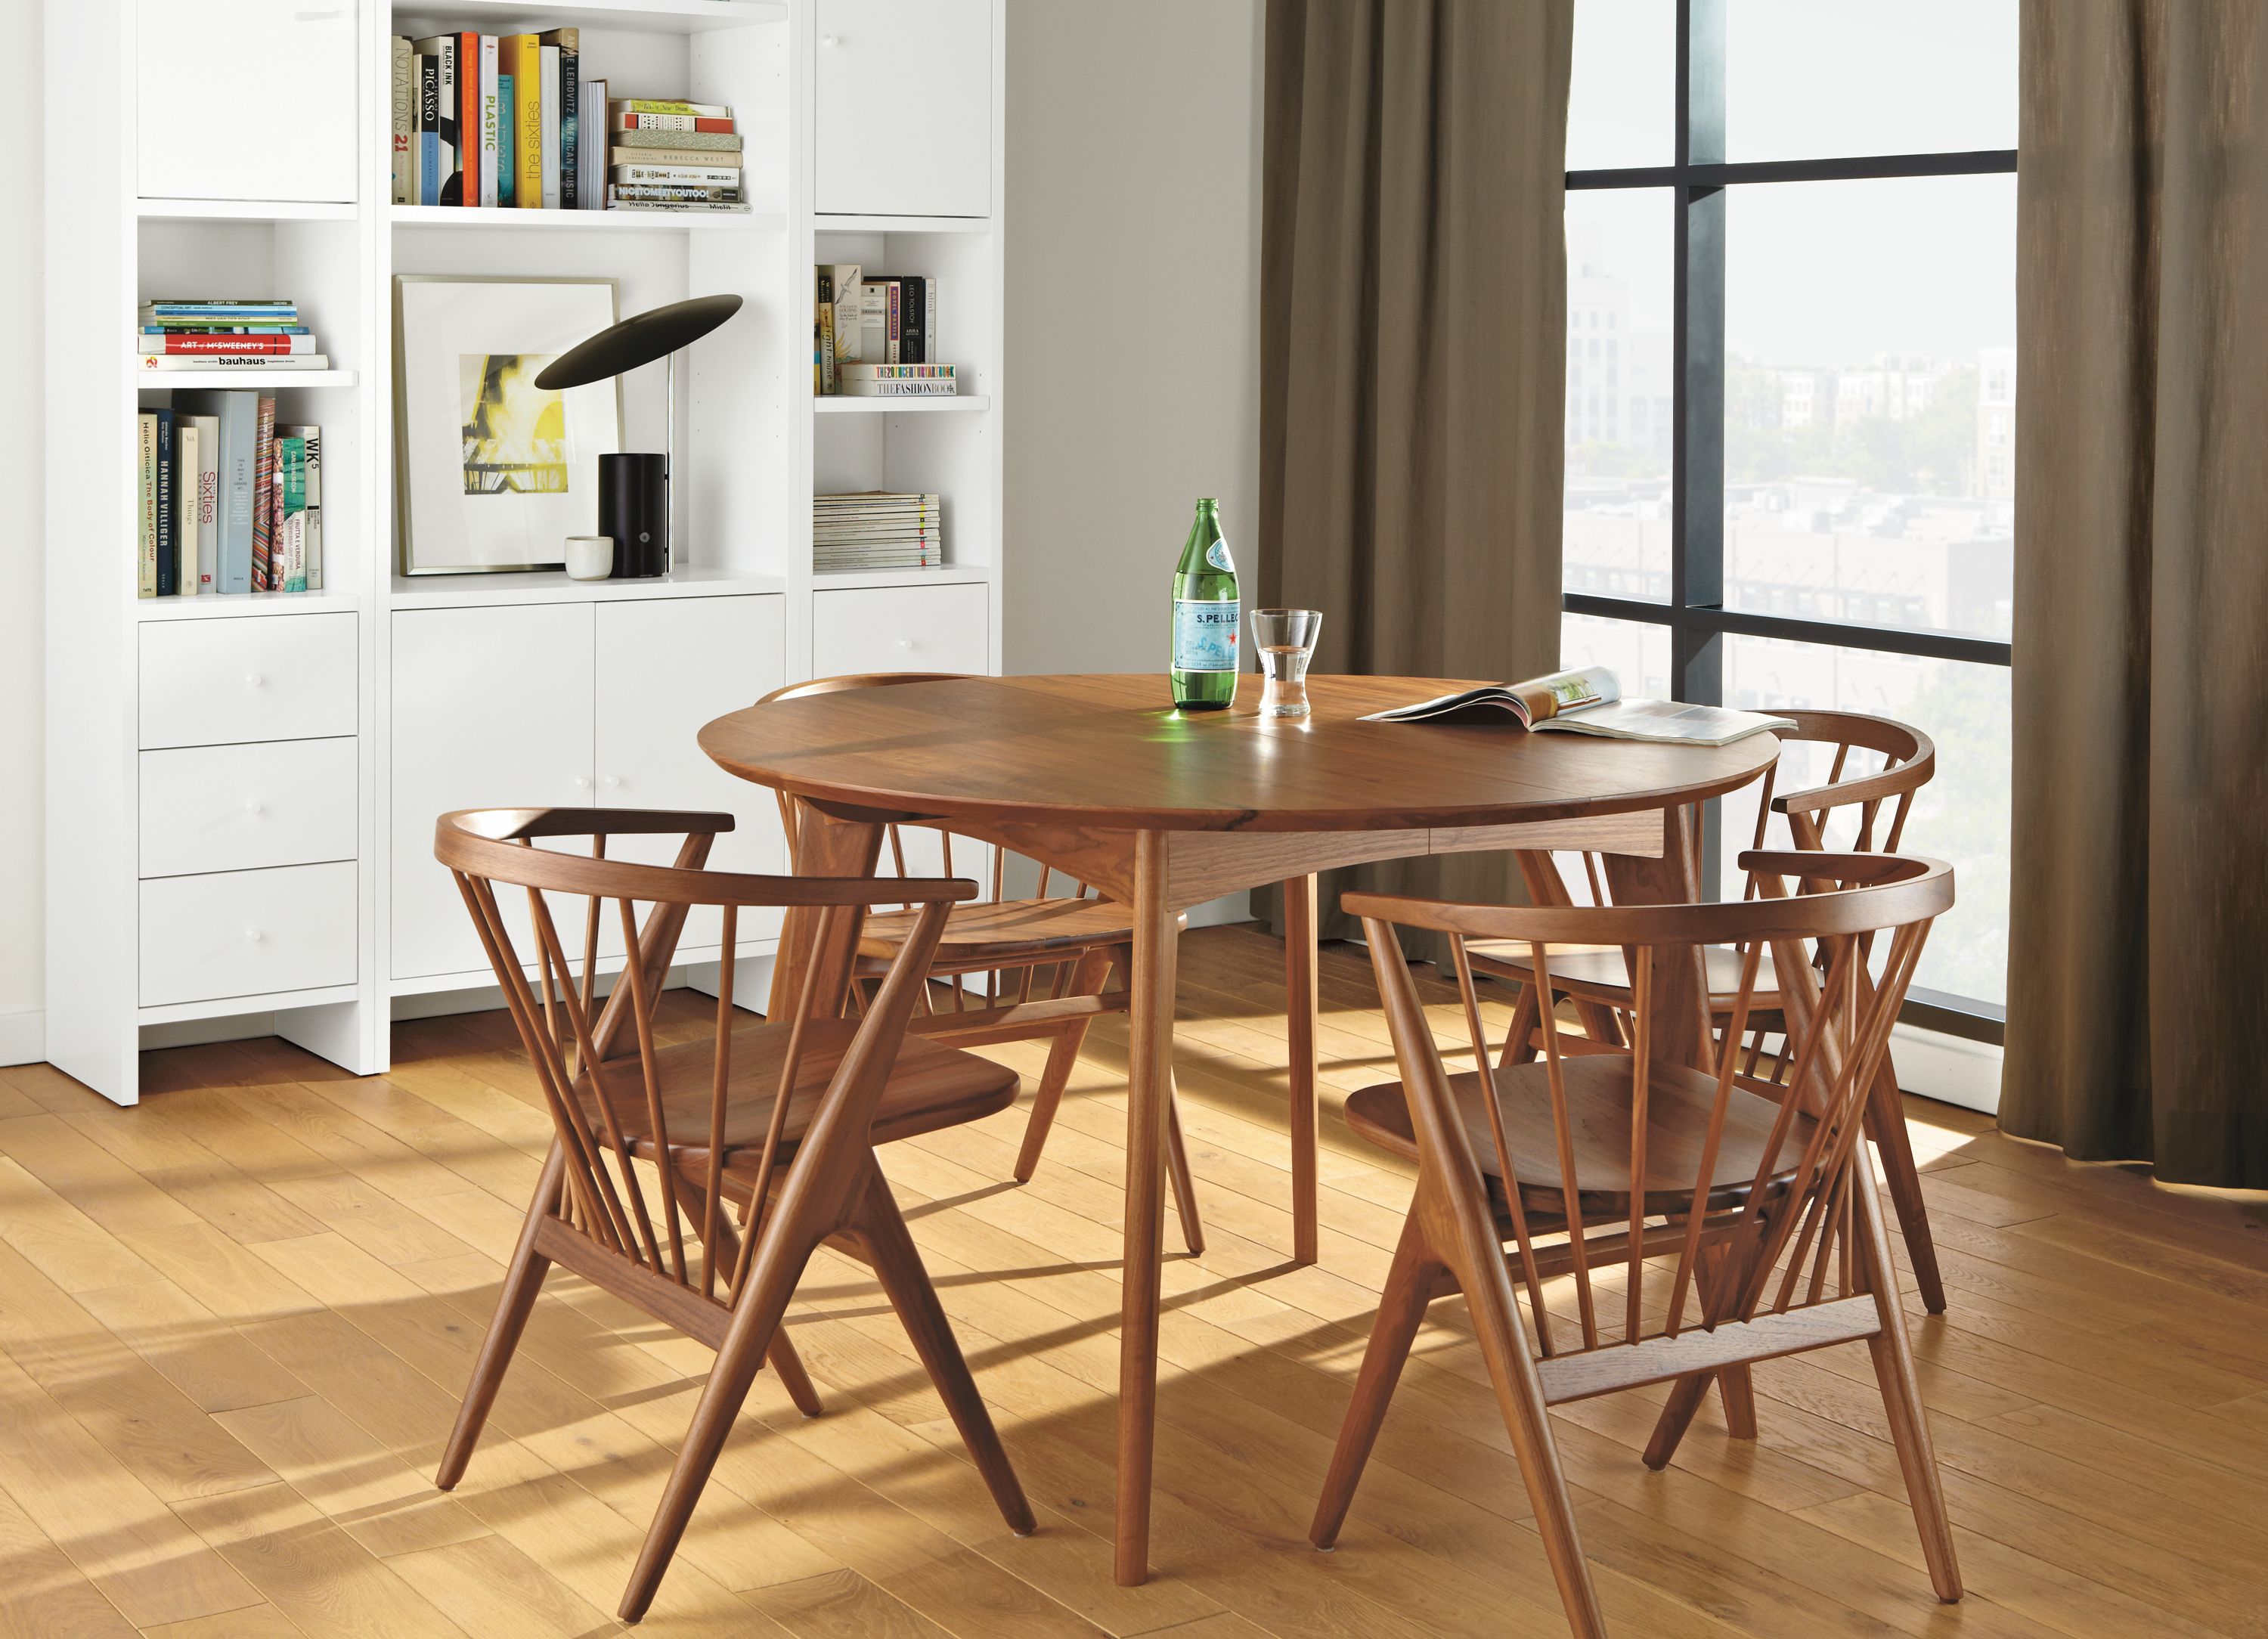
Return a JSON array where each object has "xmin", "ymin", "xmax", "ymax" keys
[{"xmin": 1559, "ymin": 0, "xmax": 2016, "ymax": 1037}]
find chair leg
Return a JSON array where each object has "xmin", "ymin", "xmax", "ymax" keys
[
  {"xmin": 1013, "ymin": 947, "xmax": 1114, "ymax": 1184},
  {"xmin": 1864, "ymin": 1055, "xmax": 1948, "ymax": 1313},
  {"xmin": 436, "ymin": 1142, "xmax": 562, "ymax": 1490},
  {"xmin": 1311, "ymin": 1213, "xmax": 1441, "ymax": 1548},
  {"xmin": 1852, "ymin": 1151, "xmax": 1962, "ymax": 1602},
  {"xmin": 1644, "ymin": 1230, "xmax": 1766, "ymax": 1470},
  {"xmin": 1699, "ymin": 1243, "xmax": 1758, "ymax": 1439},
  {"xmin": 767, "ymin": 1331, "xmax": 824, "ymax": 1418},
  {"xmin": 849, "ymin": 1163, "xmax": 1036, "ymax": 1536},
  {"xmin": 1163, "ymin": 1074, "xmax": 1205, "ymax": 1256},
  {"xmin": 618, "ymin": 1205, "xmax": 815, "ymax": 1623}
]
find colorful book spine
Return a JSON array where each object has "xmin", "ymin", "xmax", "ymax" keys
[
  {"xmin": 274, "ymin": 435, "xmax": 308, "ymax": 593},
  {"xmin": 138, "ymin": 355, "xmax": 333, "ymax": 371},
  {"xmin": 542, "ymin": 29, "xmax": 579, "ymax": 209},
  {"xmin": 613, "ymin": 112, "xmax": 734, "ymax": 134},
  {"xmin": 138, "ymin": 335, "xmax": 316, "ymax": 355},
  {"xmin": 251, "ymin": 395, "xmax": 276, "ymax": 592},
  {"xmin": 505, "ymin": 33, "xmax": 542, "ymax": 206},
  {"xmin": 616, "ymin": 98, "xmax": 730, "ymax": 116},
  {"xmin": 415, "ymin": 33, "xmax": 459, "ymax": 203},
  {"xmin": 137, "ymin": 413, "xmax": 156, "ymax": 598},
  {"xmin": 154, "ymin": 409, "xmax": 178, "ymax": 596},
  {"xmin": 175, "ymin": 417, "xmax": 200, "ymax": 596},
  {"xmin": 539, "ymin": 45, "xmax": 562, "ymax": 209},
  {"xmin": 608, "ymin": 183, "xmax": 742, "ymax": 203},
  {"xmin": 478, "ymin": 34, "xmax": 499, "ymax": 207},
  {"xmin": 460, "ymin": 32, "xmax": 482, "ymax": 206},
  {"xmin": 392, "ymin": 36, "xmax": 412, "ymax": 204},
  {"xmin": 294, "ymin": 426, "xmax": 324, "ymax": 590},
  {"xmin": 190, "ymin": 413, "xmax": 219, "ymax": 593},
  {"xmin": 610, "ymin": 163, "xmax": 742, "ymax": 186},
  {"xmin": 611, "ymin": 126, "xmax": 741, "ymax": 152}
]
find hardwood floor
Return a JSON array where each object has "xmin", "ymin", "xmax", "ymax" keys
[{"xmin": 1, "ymin": 925, "xmax": 2263, "ymax": 1637}]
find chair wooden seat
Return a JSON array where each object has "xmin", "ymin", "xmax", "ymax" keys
[
  {"xmin": 583, "ymin": 1018, "xmax": 1021, "ymax": 1167},
  {"xmin": 858, "ymin": 897, "xmax": 1180, "ymax": 967},
  {"xmin": 1344, "ymin": 1055, "xmax": 1811, "ymax": 1218},
  {"xmin": 1469, "ymin": 941, "xmax": 1786, "ymax": 1008}
]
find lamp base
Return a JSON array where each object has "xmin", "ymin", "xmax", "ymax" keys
[{"xmin": 596, "ymin": 453, "xmax": 668, "ymax": 578}]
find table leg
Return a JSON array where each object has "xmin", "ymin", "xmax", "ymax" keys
[
  {"xmin": 1284, "ymin": 874, "xmax": 1320, "ymax": 1266},
  {"xmin": 1116, "ymin": 829, "xmax": 1176, "ymax": 1586},
  {"xmin": 769, "ymin": 798, "xmax": 883, "ymax": 1021}
]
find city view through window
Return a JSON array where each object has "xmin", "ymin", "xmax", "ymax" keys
[{"xmin": 1559, "ymin": 1, "xmax": 2016, "ymax": 1010}]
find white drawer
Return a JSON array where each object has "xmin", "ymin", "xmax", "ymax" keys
[
  {"xmin": 812, "ymin": 582, "xmax": 990, "ymax": 678},
  {"xmin": 139, "ymin": 739, "xmax": 358, "ymax": 878},
  {"xmin": 139, "ymin": 612, "xmax": 358, "ymax": 749},
  {"xmin": 139, "ymin": 862, "xmax": 358, "ymax": 1008}
]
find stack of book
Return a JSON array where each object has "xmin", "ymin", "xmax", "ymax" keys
[
  {"xmin": 609, "ymin": 98, "xmax": 748, "ymax": 212},
  {"xmin": 816, "ymin": 263, "xmax": 950, "ymax": 393},
  {"xmin": 137, "ymin": 392, "xmax": 322, "ymax": 598},
  {"xmin": 813, "ymin": 492, "xmax": 944, "ymax": 572},
  {"xmin": 395, "ymin": 30, "xmax": 588, "ymax": 209},
  {"xmin": 137, "ymin": 299, "xmax": 330, "ymax": 373}
]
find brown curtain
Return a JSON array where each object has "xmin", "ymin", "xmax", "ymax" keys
[
  {"xmin": 2001, "ymin": 1, "xmax": 2268, "ymax": 1188},
  {"xmin": 1256, "ymin": 0, "xmax": 1572, "ymax": 947}
]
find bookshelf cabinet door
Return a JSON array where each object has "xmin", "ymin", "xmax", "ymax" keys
[
  {"xmin": 390, "ymin": 603, "xmax": 595, "ymax": 981},
  {"xmin": 595, "ymin": 596, "xmax": 789, "ymax": 951},
  {"xmin": 137, "ymin": 0, "xmax": 360, "ymax": 204},
  {"xmin": 816, "ymin": 0, "xmax": 992, "ymax": 218}
]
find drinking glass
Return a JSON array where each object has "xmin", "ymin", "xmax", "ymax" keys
[{"xmin": 1250, "ymin": 608, "xmax": 1324, "ymax": 718}]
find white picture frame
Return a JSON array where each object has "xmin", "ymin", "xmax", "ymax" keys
[{"xmin": 394, "ymin": 274, "xmax": 623, "ymax": 575}]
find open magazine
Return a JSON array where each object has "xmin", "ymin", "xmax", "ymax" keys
[{"xmin": 1360, "ymin": 665, "xmax": 1792, "ymax": 747}]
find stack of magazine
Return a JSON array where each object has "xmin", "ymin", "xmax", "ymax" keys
[
  {"xmin": 1361, "ymin": 665, "xmax": 1792, "ymax": 746},
  {"xmin": 813, "ymin": 491, "xmax": 942, "ymax": 573}
]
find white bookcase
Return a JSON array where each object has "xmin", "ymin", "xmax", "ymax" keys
[{"xmin": 45, "ymin": 0, "xmax": 1006, "ymax": 1103}]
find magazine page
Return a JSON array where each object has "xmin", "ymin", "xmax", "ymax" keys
[
  {"xmin": 1513, "ymin": 665, "xmax": 1620, "ymax": 724},
  {"xmin": 1359, "ymin": 665, "xmax": 1622, "ymax": 727},
  {"xmin": 1359, "ymin": 684, "xmax": 1532, "ymax": 724},
  {"xmin": 1531, "ymin": 698, "xmax": 1794, "ymax": 747}
]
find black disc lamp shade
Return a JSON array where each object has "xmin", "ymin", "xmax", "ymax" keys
[
  {"xmin": 533, "ymin": 293, "xmax": 744, "ymax": 389},
  {"xmin": 534, "ymin": 293, "xmax": 742, "ymax": 579}
]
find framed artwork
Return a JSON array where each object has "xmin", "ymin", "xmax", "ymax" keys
[{"xmin": 394, "ymin": 274, "xmax": 623, "ymax": 575}]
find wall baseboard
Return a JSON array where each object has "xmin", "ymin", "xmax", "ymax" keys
[
  {"xmin": 1890, "ymin": 1022, "xmax": 2002, "ymax": 1116},
  {"xmin": 0, "ymin": 1008, "xmax": 41, "ymax": 1067}
]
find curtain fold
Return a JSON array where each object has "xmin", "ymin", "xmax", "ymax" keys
[
  {"xmin": 2002, "ymin": 0, "xmax": 2268, "ymax": 1187},
  {"xmin": 1256, "ymin": 0, "xmax": 1572, "ymax": 948}
]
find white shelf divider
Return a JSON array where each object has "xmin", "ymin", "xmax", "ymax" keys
[
  {"xmin": 135, "ymin": 368, "xmax": 360, "ymax": 389},
  {"xmin": 137, "ymin": 198, "xmax": 359, "ymax": 222},
  {"xmin": 135, "ymin": 590, "xmax": 361, "ymax": 621},
  {"xmin": 392, "ymin": 0, "xmax": 785, "ymax": 33},
  {"xmin": 391, "ymin": 205, "xmax": 786, "ymax": 233},
  {"xmin": 815, "ymin": 214, "xmax": 992, "ymax": 236},
  {"xmin": 387, "ymin": 566, "xmax": 789, "ymax": 611}
]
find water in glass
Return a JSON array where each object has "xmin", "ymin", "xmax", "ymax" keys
[{"xmin": 1251, "ymin": 608, "xmax": 1323, "ymax": 718}]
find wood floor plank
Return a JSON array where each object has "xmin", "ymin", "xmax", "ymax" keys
[{"xmin": 0, "ymin": 927, "xmax": 2252, "ymax": 1638}]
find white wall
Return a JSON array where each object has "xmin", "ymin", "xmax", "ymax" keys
[
  {"xmin": 0, "ymin": 0, "xmax": 42, "ymax": 1064},
  {"xmin": 1002, "ymin": 0, "xmax": 1263, "ymax": 678}
]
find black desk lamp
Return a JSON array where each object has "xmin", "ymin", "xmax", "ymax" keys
[{"xmin": 535, "ymin": 293, "xmax": 743, "ymax": 578}]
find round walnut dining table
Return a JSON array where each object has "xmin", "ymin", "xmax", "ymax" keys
[{"xmin": 700, "ymin": 672, "xmax": 1778, "ymax": 1586}]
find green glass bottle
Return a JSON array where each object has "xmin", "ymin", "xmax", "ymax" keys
[{"xmin": 1170, "ymin": 498, "xmax": 1240, "ymax": 710}]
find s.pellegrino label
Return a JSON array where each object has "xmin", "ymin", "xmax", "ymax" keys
[{"xmin": 1170, "ymin": 498, "xmax": 1239, "ymax": 710}]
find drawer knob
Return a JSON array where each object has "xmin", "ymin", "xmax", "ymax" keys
[
  {"xmin": 572, "ymin": 775, "xmax": 590, "ymax": 790},
  {"xmin": 245, "ymin": 801, "xmax": 265, "ymax": 816},
  {"xmin": 603, "ymin": 774, "xmax": 621, "ymax": 789},
  {"xmin": 243, "ymin": 673, "xmax": 265, "ymax": 688},
  {"xmin": 243, "ymin": 928, "xmax": 264, "ymax": 943},
  {"xmin": 897, "ymin": 637, "xmax": 916, "ymax": 651}
]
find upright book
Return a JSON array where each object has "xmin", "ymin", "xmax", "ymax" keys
[
  {"xmin": 172, "ymin": 390, "xmax": 257, "ymax": 593},
  {"xmin": 175, "ymin": 417, "xmax": 200, "ymax": 596},
  {"xmin": 277, "ymin": 425, "xmax": 324, "ymax": 591},
  {"xmin": 188, "ymin": 412, "xmax": 219, "ymax": 592},
  {"xmin": 391, "ymin": 36, "xmax": 413, "ymax": 204},
  {"xmin": 414, "ymin": 33, "xmax": 460, "ymax": 203},
  {"xmin": 541, "ymin": 29, "xmax": 581, "ymax": 209},
  {"xmin": 153, "ymin": 409, "xmax": 177, "ymax": 596}
]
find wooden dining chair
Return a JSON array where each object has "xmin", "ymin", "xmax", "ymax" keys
[
  {"xmin": 1316, "ymin": 852, "xmax": 1961, "ymax": 1635},
  {"xmin": 429, "ymin": 806, "xmax": 1034, "ymax": 1624},
  {"xmin": 760, "ymin": 673, "xmax": 1205, "ymax": 1253},
  {"xmin": 1466, "ymin": 711, "xmax": 1949, "ymax": 1312}
]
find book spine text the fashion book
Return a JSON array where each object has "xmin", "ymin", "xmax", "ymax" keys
[
  {"xmin": 137, "ymin": 413, "xmax": 156, "ymax": 598},
  {"xmin": 478, "ymin": 35, "xmax": 499, "ymax": 207},
  {"xmin": 154, "ymin": 409, "xmax": 177, "ymax": 596},
  {"xmin": 139, "ymin": 335, "xmax": 316, "ymax": 355},
  {"xmin": 610, "ymin": 126, "xmax": 741, "ymax": 151},
  {"xmin": 392, "ymin": 36, "xmax": 412, "ymax": 204},
  {"xmin": 541, "ymin": 29, "xmax": 578, "ymax": 209},
  {"xmin": 191, "ymin": 413, "xmax": 218, "ymax": 591},
  {"xmin": 251, "ymin": 395, "xmax": 276, "ymax": 592},
  {"xmin": 612, "ymin": 112, "xmax": 733, "ymax": 133}
]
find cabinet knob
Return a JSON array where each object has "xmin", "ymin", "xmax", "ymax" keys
[
  {"xmin": 243, "ymin": 673, "xmax": 265, "ymax": 688},
  {"xmin": 603, "ymin": 774, "xmax": 621, "ymax": 789},
  {"xmin": 572, "ymin": 775, "xmax": 590, "ymax": 790},
  {"xmin": 897, "ymin": 637, "xmax": 916, "ymax": 651},
  {"xmin": 822, "ymin": 33, "xmax": 841, "ymax": 46},
  {"xmin": 243, "ymin": 928, "xmax": 264, "ymax": 943},
  {"xmin": 245, "ymin": 801, "xmax": 265, "ymax": 816}
]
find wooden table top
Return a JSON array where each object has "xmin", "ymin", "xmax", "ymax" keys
[{"xmin": 700, "ymin": 674, "xmax": 1777, "ymax": 833}]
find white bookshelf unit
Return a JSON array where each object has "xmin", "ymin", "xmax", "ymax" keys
[{"xmin": 47, "ymin": 0, "xmax": 1006, "ymax": 1103}]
